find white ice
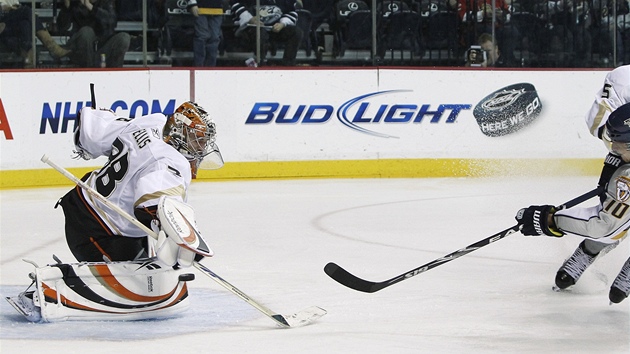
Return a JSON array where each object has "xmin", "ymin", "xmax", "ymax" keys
[{"xmin": 1, "ymin": 176, "xmax": 628, "ymax": 354}]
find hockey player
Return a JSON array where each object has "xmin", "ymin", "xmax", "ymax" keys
[
  {"xmin": 515, "ymin": 102, "xmax": 630, "ymax": 304},
  {"xmin": 514, "ymin": 64, "xmax": 630, "ymax": 302},
  {"xmin": 547, "ymin": 64, "xmax": 630, "ymax": 298},
  {"xmin": 585, "ymin": 64, "xmax": 630, "ymax": 141},
  {"xmin": 585, "ymin": 64, "xmax": 630, "ymax": 205},
  {"xmin": 6, "ymin": 101, "xmax": 223, "ymax": 322},
  {"xmin": 61, "ymin": 101, "xmax": 221, "ymax": 263}
]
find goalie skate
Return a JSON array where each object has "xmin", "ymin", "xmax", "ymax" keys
[{"xmin": 6, "ymin": 290, "xmax": 42, "ymax": 322}]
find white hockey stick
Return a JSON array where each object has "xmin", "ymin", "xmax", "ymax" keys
[{"xmin": 41, "ymin": 154, "xmax": 326, "ymax": 328}]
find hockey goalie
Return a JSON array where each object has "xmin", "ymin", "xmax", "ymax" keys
[{"xmin": 6, "ymin": 101, "xmax": 224, "ymax": 322}]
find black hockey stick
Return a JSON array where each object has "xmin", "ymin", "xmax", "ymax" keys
[
  {"xmin": 90, "ymin": 82, "xmax": 96, "ymax": 107},
  {"xmin": 324, "ymin": 187, "xmax": 603, "ymax": 293}
]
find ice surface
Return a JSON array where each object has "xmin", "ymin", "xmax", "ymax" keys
[{"xmin": 1, "ymin": 177, "xmax": 628, "ymax": 354}]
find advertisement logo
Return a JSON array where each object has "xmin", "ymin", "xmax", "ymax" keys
[
  {"xmin": 167, "ymin": 0, "xmax": 190, "ymax": 14},
  {"xmin": 39, "ymin": 99, "xmax": 176, "ymax": 134},
  {"xmin": 245, "ymin": 90, "xmax": 471, "ymax": 138},
  {"xmin": 473, "ymin": 83, "xmax": 542, "ymax": 137},
  {"xmin": 0, "ymin": 98, "xmax": 13, "ymax": 140}
]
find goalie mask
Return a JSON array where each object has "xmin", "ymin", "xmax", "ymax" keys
[{"xmin": 163, "ymin": 102, "xmax": 224, "ymax": 178}]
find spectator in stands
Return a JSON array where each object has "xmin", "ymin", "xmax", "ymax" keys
[
  {"xmin": 456, "ymin": 0, "xmax": 518, "ymax": 66},
  {"xmin": 187, "ymin": 0, "xmax": 223, "ymax": 67},
  {"xmin": 476, "ymin": 32, "xmax": 507, "ymax": 66},
  {"xmin": 0, "ymin": 0, "xmax": 70, "ymax": 68},
  {"xmin": 590, "ymin": 0, "xmax": 624, "ymax": 65},
  {"xmin": 568, "ymin": 0, "xmax": 593, "ymax": 67},
  {"xmin": 229, "ymin": 0, "xmax": 303, "ymax": 66},
  {"xmin": 534, "ymin": 0, "xmax": 592, "ymax": 66},
  {"xmin": 56, "ymin": 0, "xmax": 130, "ymax": 68}
]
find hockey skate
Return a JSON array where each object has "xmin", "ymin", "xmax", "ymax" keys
[
  {"xmin": 609, "ymin": 257, "xmax": 630, "ymax": 304},
  {"xmin": 554, "ymin": 241, "xmax": 597, "ymax": 290},
  {"xmin": 5, "ymin": 274, "xmax": 42, "ymax": 322},
  {"xmin": 6, "ymin": 291, "xmax": 42, "ymax": 322}
]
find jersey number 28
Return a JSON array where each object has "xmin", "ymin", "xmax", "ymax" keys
[{"xmin": 95, "ymin": 138, "xmax": 130, "ymax": 197}]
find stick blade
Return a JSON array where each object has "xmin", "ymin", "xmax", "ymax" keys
[
  {"xmin": 324, "ymin": 262, "xmax": 381, "ymax": 293},
  {"xmin": 274, "ymin": 306, "xmax": 327, "ymax": 328}
]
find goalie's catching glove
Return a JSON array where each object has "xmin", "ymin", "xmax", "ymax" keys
[{"xmin": 515, "ymin": 205, "xmax": 564, "ymax": 237}]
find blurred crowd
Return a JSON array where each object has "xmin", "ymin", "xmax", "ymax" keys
[{"xmin": 1, "ymin": 0, "xmax": 628, "ymax": 68}]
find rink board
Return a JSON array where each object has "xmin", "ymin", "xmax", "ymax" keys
[{"xmin": 0, "ymin": 68, "xmax": 610, "ymax": 188}]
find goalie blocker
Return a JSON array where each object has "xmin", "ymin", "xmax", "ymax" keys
[
  {"xmin": 156, "ymin": 195, "xmax": 213, "ymax": 267},
  {"xmin": 6, "ymin": 259, "xmax": 195, "ymax": 322}
]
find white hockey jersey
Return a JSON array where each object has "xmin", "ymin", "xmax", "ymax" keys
[
  {"xmin": 555, "ymin": 164, "xmax": 630, "ymax": 244},
  {"xmin": 75, "ymin": 107, "xmax": 192, "ymax": 238},
  {"xmin": 585, "ymin": 65, "xmax": 630, "ymax": 140}
]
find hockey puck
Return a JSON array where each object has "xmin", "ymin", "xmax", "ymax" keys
[
  {"xmin": 178, "ymin": 273, "xmax": 195, "ymax": 282},
  {"xmin": 473, "ymin": 83, "xmax": 542, "ymax": 137}
]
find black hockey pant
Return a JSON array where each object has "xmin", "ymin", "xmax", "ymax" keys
[{"xmin": 56, "ymin": 180, "xmax": 149, "ymax": 262}]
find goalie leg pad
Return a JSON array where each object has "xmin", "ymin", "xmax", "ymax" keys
[{"xmin": 28, "ymin": 260, "xmax": 193, "ymax": 322}]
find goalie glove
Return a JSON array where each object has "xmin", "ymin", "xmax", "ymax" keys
[
  {"xmin": 156, "ymin": 229, "xmax": 195, "ymax": 267},
  {"xmin": 515, "ymin": 205, "xmax": 564, "ymax": 237},
  {"xmin": 156, "ymin": 196, "xmax": 213, "ymax": 267}
]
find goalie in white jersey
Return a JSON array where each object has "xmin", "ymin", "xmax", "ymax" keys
[
  {"xmin": 6, "ymin": 101, "xmax": 224, "ymax": 322},
  {"xmin": 515, "ymin": 102, "xmax": 630, "ymax": 305},
  {"xmin": 59, "ymin": 101, "xmax": 222, "ymax": 263}
]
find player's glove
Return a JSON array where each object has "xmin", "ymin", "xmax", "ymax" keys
[
  {"xmin": 515, "ymin": 205, "xmax": 564, "ymax": 237},
  {"xmin": 156, "ymin": 229, "xmax": 196, "ymax": 267},
  {"xmin": 598, "ymin": 152, "xmax": 623, "ymax": 203},
  {"xmin": 155, "ymin": 196, "xmax": 213, "ymax": 268}
]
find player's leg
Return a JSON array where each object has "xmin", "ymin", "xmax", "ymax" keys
[
  {"xmin": 554, "ymin": 239, "xmax": 610, "ymax": 289},
  {"xmin": 609, "ymin": 256, "xmax": 630, "ymax": 303},
  {"xmin": 57, "ymin": 186, "xmax": 149, "ymax": 262}
]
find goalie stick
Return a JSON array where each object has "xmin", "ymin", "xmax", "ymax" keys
[
  {"xmin": 41, "ymin": 154, "xmax": 326, "ymax": 328},
  {"xmin": 90, "ymin": 82, "xmax": 96, "ymax": 107},
  {"xmin": 325, "ymin": 187, "xmax": 603, "ymax": 293}
]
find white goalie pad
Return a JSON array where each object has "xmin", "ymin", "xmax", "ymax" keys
[
  {"xmin": 27, "ymin": 260, "xmax": 193, "ymax": 322},
  {"xmin": 157, "ymin": 196, "xmax": 213, "ymax": 257}
]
